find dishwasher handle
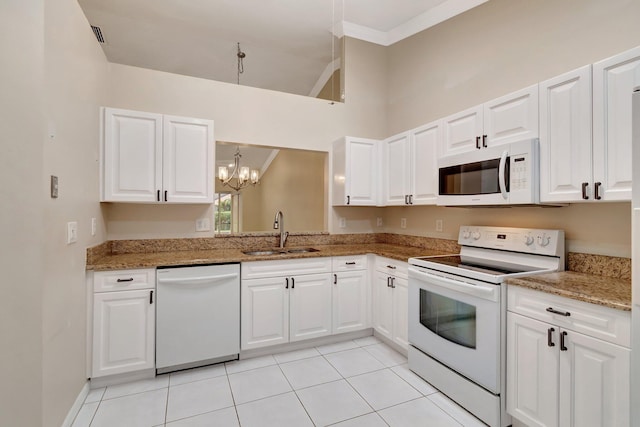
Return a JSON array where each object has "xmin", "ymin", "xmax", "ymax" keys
[{"xmin": 157, "ymin": 272, "xmax": 238, "ymax": 285}]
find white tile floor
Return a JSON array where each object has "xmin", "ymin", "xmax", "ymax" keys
[{"xmin": 72, "ymin": 336, "xmax": 487, "ymax": 427}]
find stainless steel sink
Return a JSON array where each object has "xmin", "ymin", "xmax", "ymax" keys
[
  {"xmin": 242, "ymin": 247, "xmax": 319, "ymax": 256},
  {"xmin": 242, "ymin": 249, "xmax": 286, "ymax": 256},
  {"xmin": 286, "ymin": 247, "xmax": 320, "ymax": 253}
]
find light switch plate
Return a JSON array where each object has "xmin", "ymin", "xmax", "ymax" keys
[
  {"xmin": 339, "ymin": 217, "xmax": 346, "ymax": 228},
  {"xmin": 67, "ymin": 222, "xmax": 77, "ymax": 244},
  {"xmin": 91, "ymin": 218, "xmax": 97, "ymax": 236},
  {"xmin": 436, "ymin": 219, "xmax": 443, "ymax": 232},
  {"xmin": 377, "ymin": 217, "xmax": 383, "ymax": 227},
  {"xmin": 400, "ymin": 218, "xmax": 407, "ymax": 229},
  {"xmin": 50, "ymin": 175, "xmax": 58, "ymax": 198}
]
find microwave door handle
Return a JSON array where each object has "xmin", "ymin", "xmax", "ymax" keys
[{"xmin": 498, "ymin": 150, "xmax": 508, "ymax": 200}]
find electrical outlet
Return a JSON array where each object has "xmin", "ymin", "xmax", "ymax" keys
[
  {"xmin": 91, "ymin": 218, "xmax": 97, "ymax": 236},
  {"xmin": 339, "ymin": 217, "xmax": 346, "ymax": 228},
  {"xmin": 376, "ymin": 217, "xmax": 383, "ymax": 227},
  {"xmin": 436, "ymin": 219, "xmax": 443, "ymax": 232},
  {"xmin": 67, "ymin": 222, "xmax": 77, "ymax": 244},
  {"xmin": 400, "ymin": 218, "xmax": 407, "ymax": 229},
  {"xmin": 196, "ymin": 218, "xmax": 211, "ymax": 232}
]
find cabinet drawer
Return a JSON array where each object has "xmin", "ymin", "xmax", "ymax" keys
[
  {"xmin": 332, "ymin": 255, "xmax": 368, "ymax": 271},
  {"xmin": 93, "ymin": 269, "xmax": 156, "ymax": 292},
  {"xmin": 242, "ymin": 257, "xmax": 331, "ymax": 279},
  {"xmin": 375, "ymin": 257, "xmax": 408, "ymax": 279},
  {"xmin": 508, "ymin": 286, "xmax": 630, "ymax": 347}
]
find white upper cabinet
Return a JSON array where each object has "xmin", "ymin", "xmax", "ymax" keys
[
  {"xmin": 442, "ymin": 85, "xmax": 538, "ymax": 157},
  {"xmin": 332, "ymin": 137, "xmax": 380, "ymax": 206},
  {"xmin": 442, "ymin": 105, "xmax": 484, "ymax": 156},
  {"xmin": 103, "ymin": 108, "xmax": 163, "ymax": 202},
  {"xmin": 162, "ymin": 115, "xmax": 214, "ymax": 203},
  {"xmin": 381, "ymin": 122, "xmax": 440, "ymax": 206},
  {"xmin": 592, "ymin": 46, "xmax": 640, "ymax": 202},
  {"xmin": 382, "ymin": 132, "xmax": 412, "ymax": 205},
  {"xmin": 102, "ymin": 108, "xmax": 214, "ymax": 204},
  {"xmin": 539, "ymin": 66, "xmax": 593, "ymax": 202}
]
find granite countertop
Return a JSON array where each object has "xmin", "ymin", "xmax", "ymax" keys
[
  {"xmin": 86, "ymin": 243, "xmax": 451, "ymax": 271},
  {"xmin": 506, "ymin": 272, "xmax": 631, "ymax": 311}
]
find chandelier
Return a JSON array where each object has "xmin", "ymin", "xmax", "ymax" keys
[{"xmin": 218, "ymin": 148, "xmax": 260, "ymax": 192}]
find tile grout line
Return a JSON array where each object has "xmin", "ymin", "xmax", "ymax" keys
[
  {"xmin": 221, "ymin": 363, "xmax": 243, "ymax": 427},
  {"xmin": 273, "ymin": 358, "xmax": 317, "ymax": 426}
]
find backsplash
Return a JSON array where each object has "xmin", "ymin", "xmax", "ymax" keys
[{"xmin": 567, "ymin": 252, "xmax": 631, "ymax": 281}]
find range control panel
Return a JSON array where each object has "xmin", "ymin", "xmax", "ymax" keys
[{"xmin": 458, "ymin": 226, "xmax": 564, "ymax": 257}]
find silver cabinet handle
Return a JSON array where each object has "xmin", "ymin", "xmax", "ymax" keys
[
  {"xmin": 546, "ymin": 307, "xmax": 571, "ymax": 317},
  {"xmin": 581, "ymin": 182, "xmax": 589, "ymax": 200},
  {"xmin": 594, "ymin": 182, "xmax": 602, "ymax": 200}
]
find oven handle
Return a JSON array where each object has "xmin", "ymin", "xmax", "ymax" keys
[
  {"xmin": 498, "ymin": 150, "xmax": 508, "ymax": 200},
  {"xmin": 409, "ymin": 267, "xmax": 498, "ymax": 301}
]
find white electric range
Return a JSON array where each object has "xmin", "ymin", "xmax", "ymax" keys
[{"xmin": 407, "ymin": 226, "xmax": 565, "ymax": 427}]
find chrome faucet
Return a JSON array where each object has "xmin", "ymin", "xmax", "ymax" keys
[{"xmin": 273, "ymin": 210, "xmax": 289, "ymax": 249}]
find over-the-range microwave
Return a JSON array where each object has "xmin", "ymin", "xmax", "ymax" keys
[{"xmin": 437, "ymin": 138, "xmax": 539, "ymax": 206}]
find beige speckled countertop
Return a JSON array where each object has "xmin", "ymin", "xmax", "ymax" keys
[
  {"xmin": 87, "ymin": 233, "xmax": 631, "ymax": 311},
  {"xmin": 86, "ymin": 243, "xmax": 450, "ymax": 271},
  {"xmin": 506, "ymin": 272, "xmax": 631, "ymax": 311}
]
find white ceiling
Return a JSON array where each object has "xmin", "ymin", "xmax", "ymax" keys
[{"xmin": 78, "ymin": 0, "xmax": 487, "ymax": 97}]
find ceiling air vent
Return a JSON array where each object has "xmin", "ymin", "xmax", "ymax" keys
[{"xmin": 90, "ymin": 25, "xmax": 105, "ymax": 44}]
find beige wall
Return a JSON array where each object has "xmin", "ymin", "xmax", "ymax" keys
[
  {"xmin": 105, "ymin": 36, "xmax": 389, "ymax": 239},
  {"xmin": 0, "ymin": 2, "xmax": 45, "ymax": 426},
  {"xmin": 42, "ymin": 0, "xmax": 109, "ymax": 424},
  {"xmin": 387, "ymin": 0, "xmax": 640, "ymax": 133},
  {"xmin": 378, "ymin": 0, "xmax": 640, "ymax": 256},
  {"xmin": 241, "ymin": 150, "xmax": 326, "ymax": 232}
]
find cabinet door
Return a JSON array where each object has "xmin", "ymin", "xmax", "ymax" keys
[
  {"xmin": 484, "ymin": 85, "xmax": 539, "ymax": 148},
  {"xmin": 559, "ymin": 331, "xmax": 630, "ymax": 427},
  {"xmin": 506, "ymin": 312, "xmax": 559, "ymax": 427},
  {"xmin": 346, "ymin": 137, "xmax": 379, "ymax": 205},
  {"xmin": 442, "ymin": 105, "xmax": 483, "ymax": 157},
  {"xmin": 92, "ymin": 289, "xmax": 155, "ymax": 377},
  {"xmin": 391, "ymin": 276, "xmax": 409, "ymax": 350},
  {"xmin": 289, "ymin": 273, "xmax": 332, "ymax": 342},
  {"xmin": 382, "ymin": 132, "xmax": 411, "ymax": 206},
  {"xmin": 539, "ymin": 66, "xmax": 593, "ymax": 202},
  {"xmin": 410, "ymin": 121, "xmax": 440, "ymax": 205},
  {"xmin": 102, "ymin": 108, "xmax": 162, "ymax": 202},
  {"xmin": 241, "ymin": 277, "xmax": 289, "ymax": 350},
  {"xmin": 162, "ymin": 115, "xmax": 214, "ymax": 203},
  {"xmin": 373, "ymin": 271, "xmax": 394, "ymax": 340},
  {"xmin": 592, "ymin": 46, "xmax": 640, "ymax": 202},
  {"xmin": 333, "ymin": 270, "xmax": 368, "ymax": 334}
]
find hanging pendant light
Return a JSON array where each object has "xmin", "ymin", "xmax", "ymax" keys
[{"xmin": 218, "ymin": 147, "xmax": 259, "ymax": 192}]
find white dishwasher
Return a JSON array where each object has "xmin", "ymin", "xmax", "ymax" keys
[{"xmin": 156, "ymin": 263, "xmax": 240, "ymax": 374}]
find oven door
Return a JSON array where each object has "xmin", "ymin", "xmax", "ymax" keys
[{"xmin": 408, "ymin": 266, "xmax": 501, "ymax": 393}]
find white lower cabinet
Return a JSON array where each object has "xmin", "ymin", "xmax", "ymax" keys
[
  {"xmin": 241, "ymin": 256, "xmax": 372, "ymax": 350},
  {"xmin": 332, "ymin": 255, "xmax": 370, "ymax": 334},
  {"xmin": 241, "ymin": 258, "xmax": 333, "ymax": 350},
  {"xmin": 91, "ymin": 269, "xmax": 156, "ymax": 378},
  {"xmin": 507, "ymin": 287, "xmax": 630, "ymax": 427},
  {"xmin": 373, "ymin": 257, "xmax": 409, "ymax": 350}
]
